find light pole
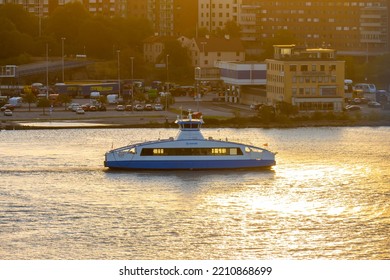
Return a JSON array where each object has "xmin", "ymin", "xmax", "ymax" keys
[
  {"xmin": 46, "ymin": 43, "xmax": 49, "ymax": 99},
  {"xmin": 61, "ymin": 37, "xmax": 66, "ymax": 82},
  {"xmin": 117, "ymin": 50, "xmax": 121, "ymax": 98},
  {"xmin": 166, "ymin": 54, "xmax": 169, "ymax": 112},
  {"xmin": 130, "ymin": 56, "xmax": 134, "ymax": 111},
  {"xmin": 195, "ymin": 67, "xmax": 201, "ymax": 112}
]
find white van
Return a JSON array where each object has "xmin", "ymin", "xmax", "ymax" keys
[
  {"xmin": 107, "ymin": 94, "xmax": 119, "ymax": 104},
  {"xmin": 8, "ymin": 97, "xmax": 23, "ymax": 107},
  {"xmin": 354, "ymin": 83, "xmax": 376, "ymax": 94},
  {"xmin": 90, "ymin": 91, "xmax": 100, "ymax": 99}
]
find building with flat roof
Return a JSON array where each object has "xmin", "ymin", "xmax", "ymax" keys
[{"xmin": 266, "ymin": 45, "xmax": 345, "ymax": 112}]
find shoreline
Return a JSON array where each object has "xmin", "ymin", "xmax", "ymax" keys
[
  {"xmin": 2, "ymin": 97, "xmax": 390, "ymax": 130},
  {"xmin": 2, "ymin": 115, "xmax": 390, "ymax": 130}
]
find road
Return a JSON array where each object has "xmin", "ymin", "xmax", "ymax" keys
[
  {"xmin": 1, "ymin": 94, "xmax": 389, "ymax": 129},
  {"xmin": 0, "ymin": 94, "xmax": 254, "ymax": 128}
]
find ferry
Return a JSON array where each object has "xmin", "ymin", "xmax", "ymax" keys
[{"xmin": 104, "ymin": 111, "xmax": 276, "ymax": 170}]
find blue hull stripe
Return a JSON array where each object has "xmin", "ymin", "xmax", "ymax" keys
[{"xmin": 105, "ymin": 159, "xmax": 276, "ymax": 170}]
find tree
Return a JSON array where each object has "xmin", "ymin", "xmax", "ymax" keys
[
  {"xmin": 277, "ymin": 101, "xmax": 298, "ymax": 116},
  {"xmin": 78, "ymin": 18, "xmax": 113, "ymax": 59},
  {"xmin": 46, "ymin": 1, "xmax": 89, "ymax": 43},
  {"xmin": 36, "ymin": 98, "xmax": 50, "ymax": 115},
  {"xmin": 22, "ymin": 91, "xmax": 37, "ymax": 112},
  {"xmin": 58, "ymin": 93, "xmax": 72, "ymax": 110},
  {"xmin": 0, "ymin": 4, "xmax": 38, "ymax": 36},
  {"xmin": 157, "ymin": 39, "xmax": 192, "ymax": 83},
  {"xmin": 216, "ymin": 20, "xmax": 241, "ymax": 38}
]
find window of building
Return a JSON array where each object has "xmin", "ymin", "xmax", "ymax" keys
[
  {"xmin": 301, "ymin": 65, "xmax": 308, "ymax": 71},
  {"xmin": 292, "ymin": 87, "xmax": 297, "ymax": 96},
  {"xmin": 290, "ymin": 65, "xmax": 297, "ymax": 71}
]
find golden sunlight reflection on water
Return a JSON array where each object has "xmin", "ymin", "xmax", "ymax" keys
[{"xmin": 0, "ymin": 127, "xmax": 389, "ymax": 259}]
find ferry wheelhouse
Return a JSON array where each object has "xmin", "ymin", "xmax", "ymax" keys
[{"xmin": 104, "ymin": 112, "xmax": 276, "ymax": 170}]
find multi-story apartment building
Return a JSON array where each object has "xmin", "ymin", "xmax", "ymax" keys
[
  {"xmin": 3, "ymin": 0, "xmax": 388, "ymax": 57},
  {"xmin": 198, "ymin": 0, "xmax": 239, "ymax": 33},
  {"xmin": 190, "ymin": 35, "xmax": 245, "ymax": 68},
  {"xmin": 198, "ymin": 0, "xmax": 390, "ymax": 57},
  {"xmin": 256, "ymin": 0, "xmax": 389, "ymax": 57},
  {"xmin": 147, "ymin": 0, "xmax": 197, "ymax": 36},
  {"xmin": 266, "ymin": 45, "xmax": 345, "ymax": 112},
  {"xmin": 0, "ymin": 0, "xmax": 61, "ymax": 17}
]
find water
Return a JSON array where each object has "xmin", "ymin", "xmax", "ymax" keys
[{"xmin": 0, "ymin": 127, "xmax": 389, "ymax": 260}]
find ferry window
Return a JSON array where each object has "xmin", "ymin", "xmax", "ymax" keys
[
  {"xmin": 212, "ymin": 148, "xmax": 227, "ymax": 155},
  {"xmin": 230, "ymin": 148, "xmax": 237, "ymax": 155},
  {"xmin": 153, "ymin": 148, "xmax": 164, "ymax": 155}
]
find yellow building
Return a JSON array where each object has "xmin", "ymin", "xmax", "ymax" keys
[{"xmin": 266, "ymin": 45, "xmax": 345, "ymax": 112}]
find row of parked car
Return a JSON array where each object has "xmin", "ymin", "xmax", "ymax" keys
[
  {"xmin": 344, "ymin": 100, "xmax": 382, "ymax": 111},
  {"xmin": 115, "ymin": 103, "xmax": 164, "ymax": 111}
]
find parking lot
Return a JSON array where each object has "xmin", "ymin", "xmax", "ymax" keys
[{"xmin": 1, "ymin": 94, "xmax": 389, "ymax": 128}]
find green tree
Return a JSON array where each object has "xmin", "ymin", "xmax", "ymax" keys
[
  {"xmin": 216, "ymin": 20, "xmax": 241, "ymax": 38},
  {"xmin": 58, "ymin": 94, "xmax": 72, "ymax": 110},
  {"xmin": 78, "ymin": 18, "xmax": 113, "ymax": 59},
  {"xmin": 277, "ymin": 101, "xmax": 298, "ymax": 116},
  {"xmin": 36, "ymin": 98, "xmax": 50, "ymax": 115},
  {"xmin": 157, "ymin": 39, "xmax": 192, "ymax": 82},
  {"xmin": 46, "ymin": 2, "xmax": 89, "ymax": 51},
  {"xmin": 0, "ymin": 4, "xmax": 38, "ymax": 36},
  {"xmin": 22, "ymin": 91, "xmax": 37, "ymax": 112}
]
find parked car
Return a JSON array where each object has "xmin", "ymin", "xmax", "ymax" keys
[
  {"xmin": 249, "ymin": 104, "xmax": 262, "ymax": 110},
  {"xmin": 153, "ymin": 103, "xmax": 164, "ymax": 111},
  {"xmin": 367, "ymin": 101, "xmax": 381, "ymax": 108},
  {"xmin": 344, "ymin": 105, "xmax": 361, "ymax": 111},
  {"xmin": 96, "ymin": 104, "xmax": 106, "ymax": 111},
  {"xmin": 3, "ymin": 109, "xmax": 13, "ymax": 116},
  {"xmin": 75, "ymin": 107, "xmax": 85, "ymax": 114},
  {"xmin": 125, "ymin": 105, "xmax": 133, "ymax": 111},
  {"xmin": 1, "ymin": 104, "xmax": 15, "ymax": 111},
  {"xmin": 144, "ymin": 104, "xmax": 153, "ymax": 111},
  {"xmin": 89, "ymin": 105, "xmax": 97, "ymax": 111},
  {"xmin": 115, "ymin": 105, "xmax": 125, "ymax": 111},
  {"xmin": 81, "ymin": 104, "xmax": 91, "ymax": 111},
  {"xmin": 134, "ymin": 104, "xmax": 144, "ymax": 111},
  {"xmin": 67, "ymin": 103, "xmax": 80, "ymax": 111}
]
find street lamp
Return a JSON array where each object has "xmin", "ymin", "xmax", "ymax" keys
[
  {"xmin": 166, "ymin": 54, "xmax": 169, "ymax": 112},
  {"xmin": 46, "ymin": 43, "xmax": 49, "ymax": 99},
  {"xmin": 195, "ymin": 67, "xmax": 201, "ymax": 112},
  {"xmin": 117, "ymin": 50, "xmax": 121, "ymax": 98},
  {"xmin": 130, "ymin": 57, "xmax": 134, "ymax": 112},
  {"xmin": 61, "ymin": 37, "xmax": 66, "ymax": 82}
]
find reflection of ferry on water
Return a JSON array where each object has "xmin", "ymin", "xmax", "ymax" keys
[{"xmin": 104, "ymin": 111, "xmax": 276, "ymax": 170}]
